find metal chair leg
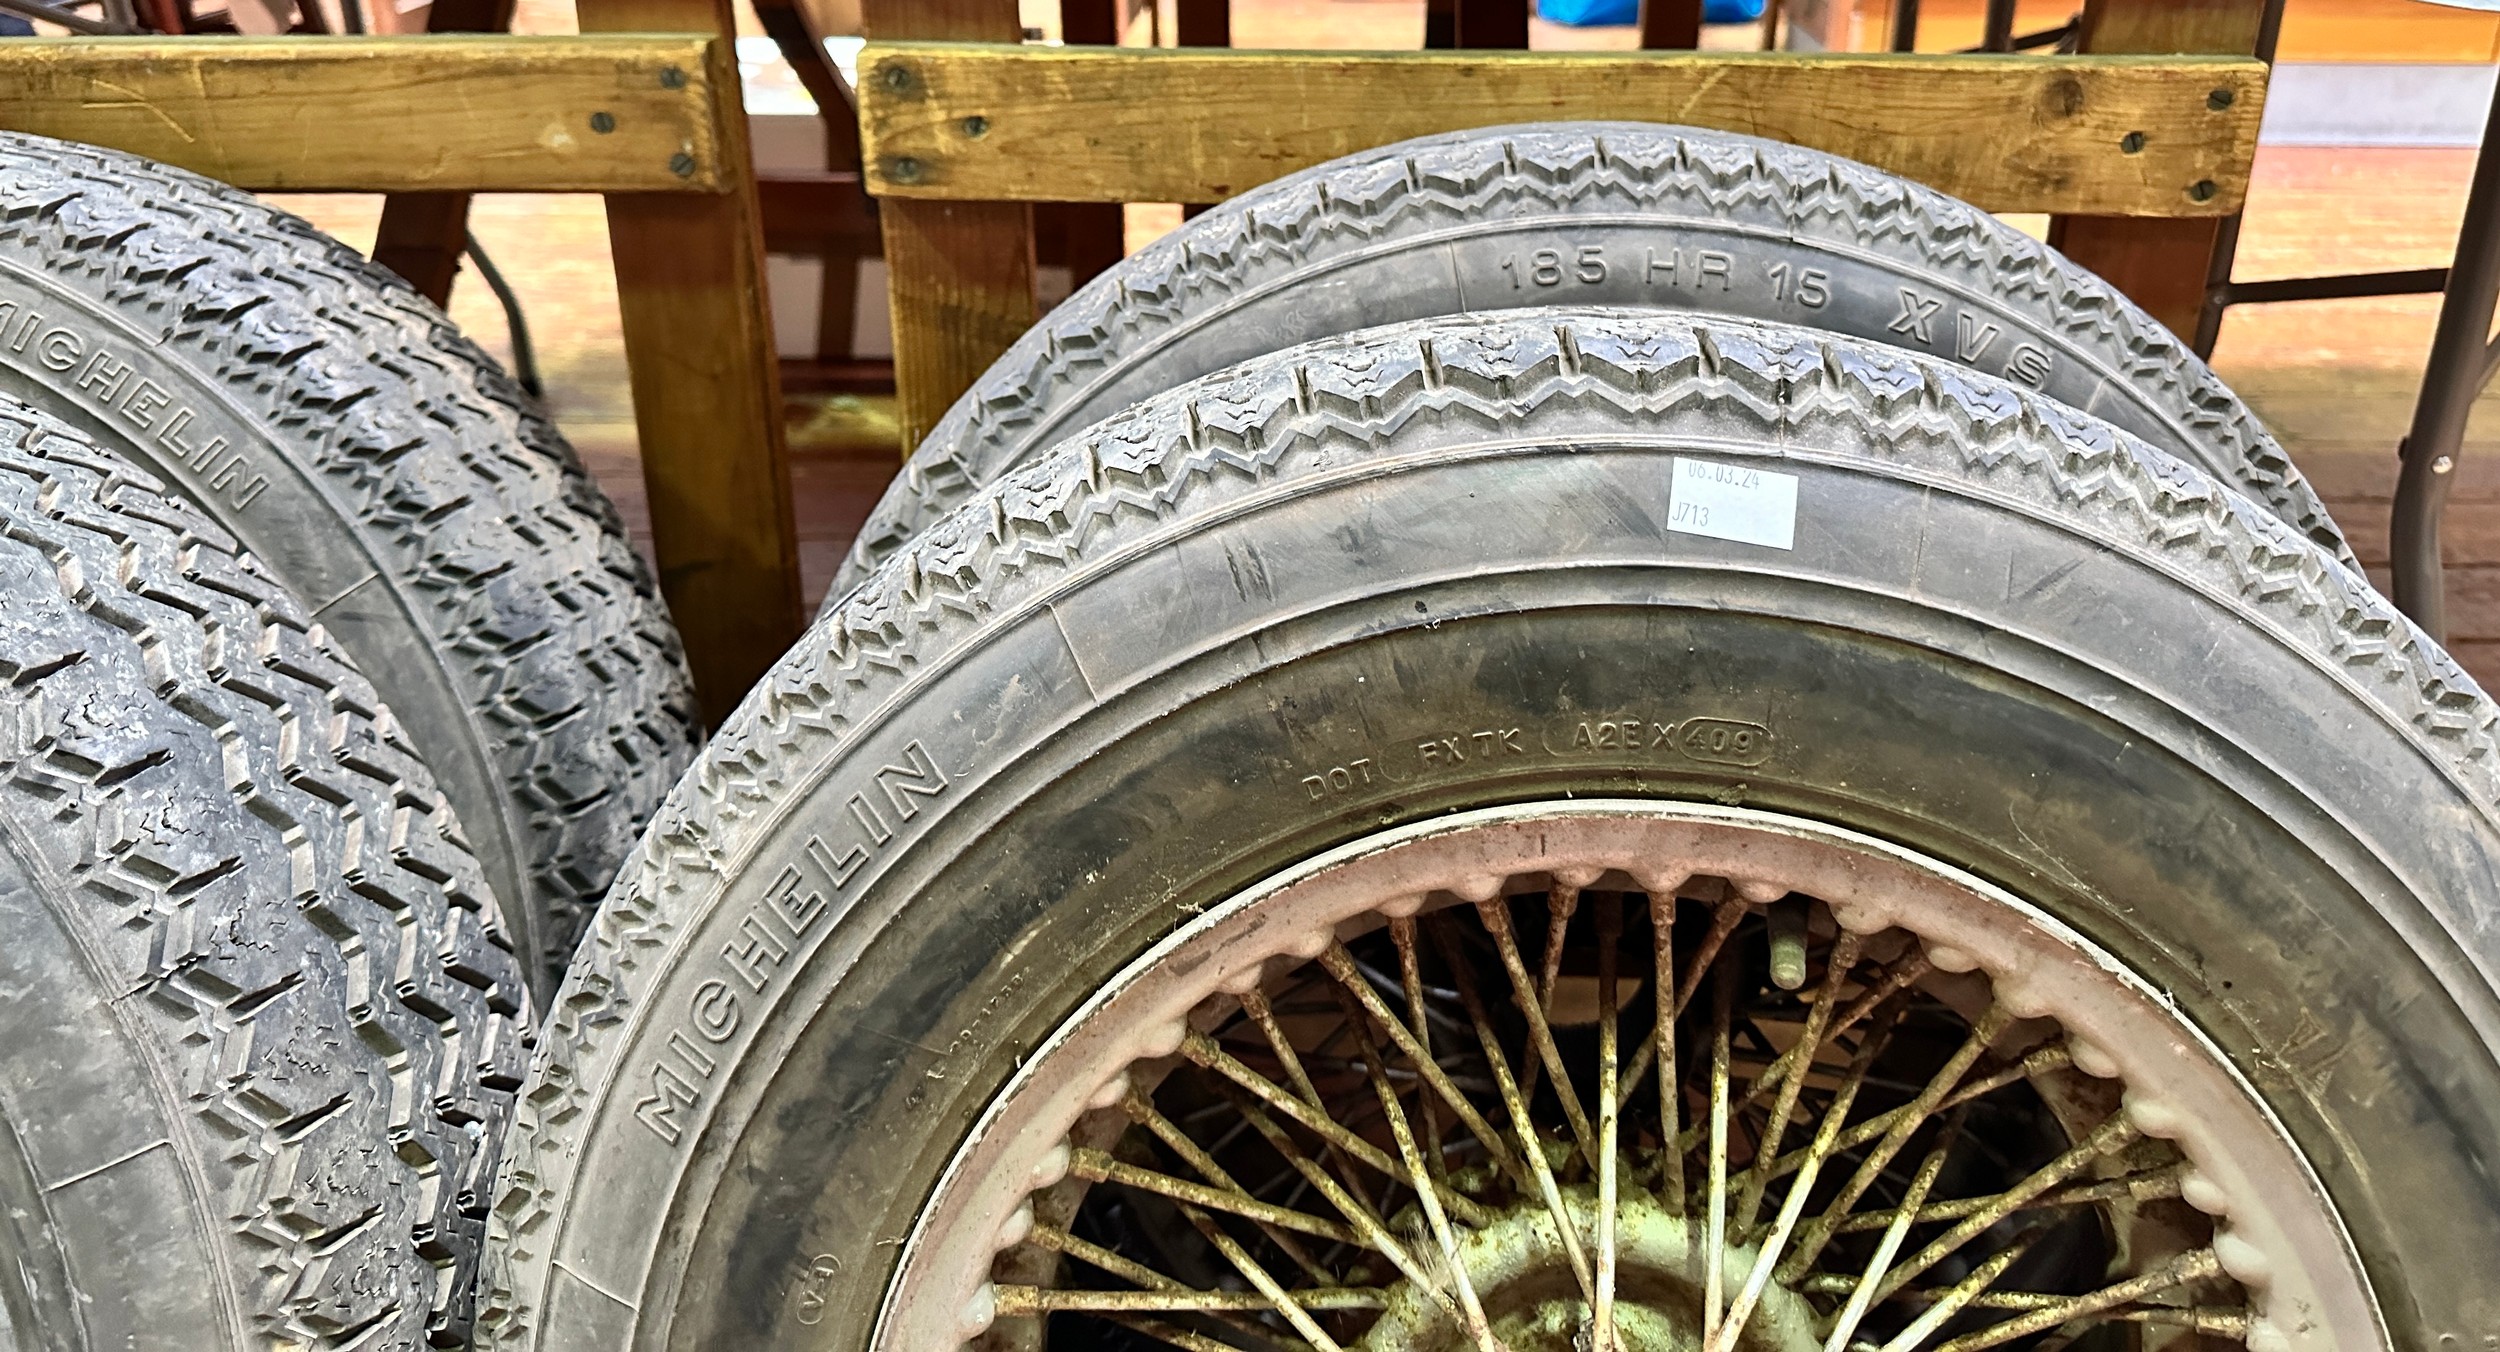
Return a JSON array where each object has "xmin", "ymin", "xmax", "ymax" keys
[{"xmin": 2391, "ymin": 75, "xmax": 2500, "ymax": 640}]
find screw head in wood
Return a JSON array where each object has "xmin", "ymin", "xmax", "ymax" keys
[
  {"xmin": 881, "ymin": 62, "xmax": 914, "ymax": 93},
  {"xmin": 590, "ymin": 111, "xmax": 617, "ymax": 135},
  {"xmin": 962, "ymin": 115, "xmax": 990, "ymax": 138},
  {"xmin": 2120, "ymin": 130, "xmax": 2146, "ymax": 154},
  {"xmin": 889, "ymin": 156, "xmax": 924, "ymax": 184},
  {"xmin": 660, "ymin": 65, "xmax": 688, "ymax": 90},
  {"xmin": 670, "ymin": 152, "xmax": 698, "ymax": 178},
  {"xmin": 2189, "ymin": 179, "xmax": 2217, "ymax": 202},
  {"xmin": 2208, "ymin": 87, "xmax": 2235, "ymax": 110}
]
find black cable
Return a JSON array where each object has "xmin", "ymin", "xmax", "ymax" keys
[{"xmin": 462, "ymin": 232, "xmax": 543, "ymax": 401}]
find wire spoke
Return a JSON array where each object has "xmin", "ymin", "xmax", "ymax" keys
[
  {"xmin": 1122, "ymin": 1089, "xmax": 1341, "ymax": 1284},
  {"xmin": 1870, "ymin": 1232, "xmax": 2042, "ymax": 1352},
  {"xmin": 1071, "ymin": 1147, "xmax": 1364, "ymax": 1247},
  {"xmin": 1390, "ymin": 916, "xmax": 1447, "ymax": 1188},
  {"xmin": 1011, "ymin": 882, "xmax": 2264, "ymax": 1352},
  {"xmin": 994, "ymin": 1277, "xmax": 1387, "ymax": 1315},
  {"xmin": 1593, "ymin": 894, "xmax": 1624, "ymax": 1352},
  {"xmin": 1433, "ymin": 915, "xmax": 1598, "ymax": 1307},
  {"xmin": 1616, "ymin": 897, "xmax": 1749, "ymax": 1108},
  {"xmin": 1703, "ymin": 951, "xmax": 1736, "ymax": 1348},
  {"xmin": 1778, "ymin": 1003, "xmax": 2018, "ymax": 1282},
  {"xmin": 1711, "ymin": 999, "xmax": 1898, "ymax": 1352},
  {"xmin": 1735, "ymin": 930, "xmax": 1864, "ymax": 1236},
  {"xmin": 1327, "ymin": 979, "xmax": 1506, "ymax": 1352},
  {"xmin": 1181, "ymin": 1029, "xmax": 1491, "ymax": 1223},
  {"xmin": 1515, "ymin": 881, "xmax": 1580, "ymax": 1108},
  {"xmin": 1319, "ymin": 941, "xmax": 1521, "ymax": 1180},
  {"xmin": 1239, "ymin": 987, "xmax": 1382, "ymax": 1219},
  {"xmin": 1648, "ymin": 892, "xmax": 1686, "ymax": 1215},
  {"xmin": 1474, "ymin": 897, "xmax": 1598, "ymax": 1165},
  {"xmin": 1872, "ymin": 1111, "xmax": 2145, "ymax": 1304},
  {"xmin": 1929, "ymin": 1247, "xmax": 2224, "ymax": 1352},
  {"xmin": 1819, "ymin": 1110, "xmax": 1963, "ymax": 1352}
]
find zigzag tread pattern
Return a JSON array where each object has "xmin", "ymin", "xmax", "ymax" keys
[
  {"xmin": 0, "ymin": 134, "xmax": 703, "ymax": 991},
  {"xmin": 835, "ymin": 122, "xmax": 2344, "ymax": 602},
  {"xmin": 487, "ymin": 308, "xmax": 2491, "ymax": 1345},
  {"xmin": 0, "ymin": 399, "xmax": 529, "ymax": 1347}
]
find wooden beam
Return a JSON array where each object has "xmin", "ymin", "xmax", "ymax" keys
[
  {"xmin": 864, "ymin": 0, "xmax": 1036, "ymax": 451},
  {"xmin": 857, "ymin": 45, "xmax": 2268, "ymax": 217},
  {"xmin": 370, "ymin": 0, "xmax": 519, "ymax": 308},
  {"xmin": 0, "ymin": 35, "xmax": 731, "ymax": 193},
  {"xmin": 580, "ymin": 9, "xmax": 803, "ymax": 719},
  {"xmin": 2049, "ymin": 0, "xmax": 2280, "ymax": 347}
]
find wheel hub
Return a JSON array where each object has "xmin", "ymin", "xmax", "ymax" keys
[
  {"xmin": 1358, "ymin": 1191, "xmax": 1821, "ymax": 1351},
  {"xmin": 880, "ymin": 802, "xmax": 2382, "ymax": 1352}
]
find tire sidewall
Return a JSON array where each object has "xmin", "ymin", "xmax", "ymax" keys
[{"xmin": 534, "ymin": 444, "xmax": 2500, "ymax": 1351}]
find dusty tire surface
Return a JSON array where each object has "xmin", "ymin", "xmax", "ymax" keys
[
  {"xmin": 0, "ymin": 398, "xmax": 529, "ymax": 1348},
  {"xmin": 834, "ymin": 121, "xmax": 2345, "ymax": 604},
  {"xmin": 491, "ymin": 310, "xmax": 2493, "ymax": 1350},
  {"xmin": 0, "ymin": 133, "xmax": 702, "ymax": 996}
]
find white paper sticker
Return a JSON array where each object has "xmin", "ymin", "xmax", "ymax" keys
[{"xmin": 1667, "ymin": 457, "xmax": 1798, "ymax": 551}]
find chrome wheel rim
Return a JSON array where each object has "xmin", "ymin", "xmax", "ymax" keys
[{"xmin": 881, "ymin": 802, "xmax": 2381, "ymax": 1352}]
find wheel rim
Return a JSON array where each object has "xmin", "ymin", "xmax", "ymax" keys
[{"xmin": 882, "ymin": 803, "xmax": 2381, "ymax": 1352}]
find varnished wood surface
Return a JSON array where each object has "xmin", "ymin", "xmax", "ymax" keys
[
  {"xmin": 579, "ymin": 4, "xmax": 802, "ymax": 719},
  {"xmin": 864, "ymin": 0, "xmax": 1037, "ymax": 451},
  {"xmin": 0, "ymin": 35, "xmax": 730, "ymax": 193},
  {"xmin": 856, "ymin": 43, "xmax": 2267, "ymax": 217}
]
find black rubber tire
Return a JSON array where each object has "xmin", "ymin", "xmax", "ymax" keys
[
  {"xmin": 486, "ymin": 309, "xmax": 2498, "ymax": 1350},
  {"xmin": 832, "ymin": 121, "xmax": 2349, "ymax": 606},
  {"xmin": 0, "ymin": 398, "xmax": 529, "ymax": 1348},
  {"xmin": 0, "ymin": 133, "xmax": 702, "ymax": 998}
]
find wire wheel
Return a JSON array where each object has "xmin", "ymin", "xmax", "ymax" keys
[{"xmin": 883, "ymin": 805, "xmax": 2377, "ymax": 1352}]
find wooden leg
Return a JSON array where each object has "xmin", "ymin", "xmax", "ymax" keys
[
  {"xmin": 864, "ymin": 0, "xmax": 1036, "ymax": 452},
  {"xmin": 584, "ymin": 2, "xmax": 802, "ymax": 719},
  {"xmin": 370, "ymin": 191, "xmax": 471, "ymax": 307},
  {"xmin": 1637, "ymin": 0, "xmax": 1701, "ymax": 48},
  {"xmin": 2048, "ymin": 0, "xmax": 2279, "ymax": 345},
  {"xmin": 1175, "ymin": 0, "xmax": 1227, "ymax": 46},
  {"xmin": 882, "ymin": 200, "xmax": 1038, "ymax": 450},
  {"xmin": 368, "ymin": 0, "xmax": 512, "ymax": 303},
  {"xmin": 1060, "ymin": 0, "xmax": 1116, "ymax": 43},
  {"xmin": 815, "ymin": 240, "xmax": 862, "ymax": 358},
  {"xmin": 1454, "ymin": 0, "xmax": 1527, "ymax": 47},
  {"xmin": 1050, "ymin": 0, "xmax": 1128, "ymax": 290}
]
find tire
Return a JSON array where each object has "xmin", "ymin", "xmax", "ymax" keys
[
  {"xmin": 832, "ymin": 121, "xmax": 2348, "ymax": 606},
  {"xmin": 0, "ymin": 398, "xmax": 528, "ymax": 1348},
  {"xmin": 486, "ymin": 310, "xmax": 2497, "ymax": 1350},
  {"xmin": 0, "ymin": 134, "xmax": 703, "ymax": 998}
]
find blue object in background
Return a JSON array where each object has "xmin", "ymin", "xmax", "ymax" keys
[{"xmin": 1538, "ymin": 0, "xmax": 1763, "ymax": 24}]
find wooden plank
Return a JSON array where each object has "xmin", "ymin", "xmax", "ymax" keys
[
  {"xmin": 864, "ymin": 0, "xmax": 1035, "ymax": 451},
  {"xmin": 2049, "ymin": 0, "xmax": 2276, "ymax": 345},
  {"xmin": 857, "ymin": 44, "xmax": 2268, "ymax": 217},
  {"xmin": 0, "ymin": 35, "xmax": 730, "ymax": 193},
  {"xmin": 370, "ymin": 0, "xmax": 518, "ymax": 308},
  {"xmin": 580, "ymin": 8, "xmax": 802, "ymax": 719}
]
